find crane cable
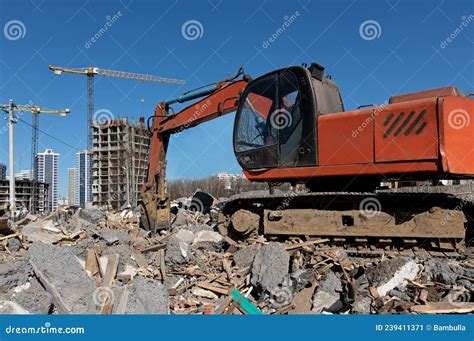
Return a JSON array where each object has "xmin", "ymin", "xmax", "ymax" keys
[{"xmin": 17, "ymin": 117, "xmax": 81, "ymax": 151}]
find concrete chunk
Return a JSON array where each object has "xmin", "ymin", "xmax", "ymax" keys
[
  {"xmin": 76, "ymin": 208, "xmax": 105, "ymax": 224},
  {"xmin": 366, "ymin": 257, "xmax": 422, "ymax": 297},
  {"xmin": 22, "ymin": 220, "xmax": 65, "ymax": 244},
  {"xmin": 115, "ymin": 276, "xmax": 169, "ymax": 314},
  {"xmin": 8, "ymin": 278, "xmax": 52, "ymax": 314},
  {"xmin": 0, "ymin": 258, "xmax": 32, "ymax": 294},
  {"xmin": 311, "ymin": 271, "xmax": 343, "ymax": 313},
  {"xmin": 234, "ymin": 244, "xmax": 261, "ymax": 268},
  {"xmin": 251, "ymin": 242, "xmax": 290, "ymax": 292},
  {"xmin": 0, "ymin": 300, "xmax": 31, "ymax": 314},
  {"xmin": 29, "ymin": 242, "xmax": 98, "ymax": 314}
]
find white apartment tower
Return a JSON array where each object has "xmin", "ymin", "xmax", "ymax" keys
[
  {"xmin": 36, "ymin": 149, "xmax": 59, "ymax": 212},
  {"xmin": 75, "ymin": 150, "xmax": 93, "ymax": 207},
  {"xmin": 67, "ymin": 167, "xmax": 76, "ymax": 206}
]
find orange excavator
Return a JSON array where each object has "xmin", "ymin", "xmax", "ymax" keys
[{"xmin": 141, "ymin": 63, "xmax": 474, "ymax": 255}]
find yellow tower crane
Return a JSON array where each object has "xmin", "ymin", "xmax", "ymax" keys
[{"xmin": 48, "ymin": 65, "xmax": 185, "ymax": 149}]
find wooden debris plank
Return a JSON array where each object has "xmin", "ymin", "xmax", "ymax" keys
[
  {"xmin": 411, "ymin": 302, "xmax": 474, "ymax": 314},
  {"xmin": 222, "ymin": 258, "xmax": 232, "ymax": 279},
  {"xmin": 369, "ymin": 287, "xmax": 379, "ymax": 299},
  {"xmin": 95, "ymin": 250, "xmax": 105, "ymax": 279},
  {"xmin": 138, "ymin": 243, "xmax": 166, "ymax": 253},
  {"xmin": 99, "ymin": 297, "xmax": 114, "ymax": 314},
  {"xmin": 85, "ymin": 248, "xmax": 99, "ymax": 277},
  {"xmin": 0, "ymin": 233, "xmax": 19, "ymax": 241},
  {"xmin": 196, "ymin": 282, "xmax": 231, "ymax": 295},
  {"xmin": 159, "ymin": 249, "xmax": 167, "ymax": 282},
  {"xmin": 215, "ymin": 295, "xmax": 233, "ymax": 314},
  {"xmin": 274, "ymin": 304, "xmax": 295, "ymax": 315},
  {"xmin": 102, "ymin": 253, "xmax": 120, "ymax": 287},
  {"xmin": 418, "ymin": 289, "xmax": 429, "ymax": 303},
  {"xmin": 223, "ymin": 299, "xmax": 239, "ymax": 315}
]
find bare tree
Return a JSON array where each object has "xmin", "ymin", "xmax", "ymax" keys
[{"xmin": 167, "ymin": 175, "xmax": 290, "ymax": 200}]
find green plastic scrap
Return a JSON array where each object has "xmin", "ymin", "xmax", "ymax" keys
[{"xmin": 230, "ymin": 289, "xmax": 264, "ymax": 315}]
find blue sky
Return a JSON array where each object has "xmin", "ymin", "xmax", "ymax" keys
[{"xmin": 0, "ymin": 0, "xmax": 473, "ymax": 198}]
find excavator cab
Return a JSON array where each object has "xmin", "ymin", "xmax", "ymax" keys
[{"xmin": 233, "ymin": 63, "xmax": 344, "ymax": 171}]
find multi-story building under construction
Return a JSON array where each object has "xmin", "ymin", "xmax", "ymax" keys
[
  {"xmin": 92, "ymin": 117, "xmax": 150, "ymax": 210},
  {"xmin": 0, "ymin": 179, "xmax": 49, "ymax": 213}
]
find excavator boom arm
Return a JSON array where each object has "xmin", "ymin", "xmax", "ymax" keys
[{"xmin": 141, "ymin": 79, "xmax": 248, "ymax": 233}]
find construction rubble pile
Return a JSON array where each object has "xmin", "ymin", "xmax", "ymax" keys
[{"xmin": 0, "ymin": 192, "xmax": 473, "ymax": 315}]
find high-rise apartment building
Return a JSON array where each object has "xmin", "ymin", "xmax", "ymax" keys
[
  {"xmin": 36, "ymin": 149, "xmax": 59, "ymax": 212},
  {"xmin": 67, "ymin": 167, "xmax": 76, "ymax": 206},
  {"xmin": 75, "ymin": 150, "xmax": 93, "ymax": 207}
]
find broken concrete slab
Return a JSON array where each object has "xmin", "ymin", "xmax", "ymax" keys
[
  {"xmin": 422, "ymin": 258, "xmax": 457, "ymax": 285},
  {"xmin": 0, "ymin": 258, "xmax": 33, "ymax": 294},
  {"xmin": 22, "ymin": 220, "xmax": 65, "ymax": 244},
  {"xmin": 171, "ymin": 209, "xmax": 190, "ymax": 228},
  {"xmin": 251, "ymin": 242, "xmax": 290, "ymax": 292},
  {"xmin": 114, "ymin": 276, "xmax": 169, "ymax": 314},
  {"xmin": 76, "ymin": 208, "xmax": 106, "ymax": 224},
  {"xmin": 311, "ymin": 271, "xmax": 343, "ymax": 313},
  {"xmin": 234, "ymin": 244, "xmax": 261, "ymax": 268},
  {"xmin": 167, "ymin": 229, "xmax": 220, "ymax": 265},
  {"xmin": 192, "ymin": 230, "xmax": 222, "ymax": 245},
  {"xmin": 28, "ymin": 242, "xmax": 98, "ymax": 314},
  {"xmin": 0, "ymin": 300, "xmax": 31, "ymax": 314},
  {"xmin": 102, "ymin": 244, "xmax": 134, "ymax": 273},
  {"xmin": 352, "ymin": 295, "xmax": 372, "ymax": 314},
  {"xmin": 312, "ymin": 291, "xmax": 340, "ymax": 313},
  {"xmin": 8, "ymin": 277, "xmax": 52, "ymax": 314},
  {"xmin": 192, "ymin": 230, "xmax": 223, "ymax": 252},
  {"xmin": 99, "ymin": 228, "xmax": 131, "ymax": 245},
  {"xmin": 165, "ymin": 236, "xmax": 193, "ymax": 267},
  {"xmin": 175, "ymin": 229, "xmax": 195, "ymax": 243},
  {"xmin": 291, "ymin": 269, "xmax": 316, "ymax": 292},
  {"xmin": 366, "ymin": 257, "xmax": 422, "ymax": 297},
  {"xmin": 192, "ymin": 287, "xmax": 219, "ymax": 300}
]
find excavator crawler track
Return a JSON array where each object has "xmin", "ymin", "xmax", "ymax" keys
[{"xmin": 219, "ymin": 191, "xmax": 473, "ymax": 256}]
